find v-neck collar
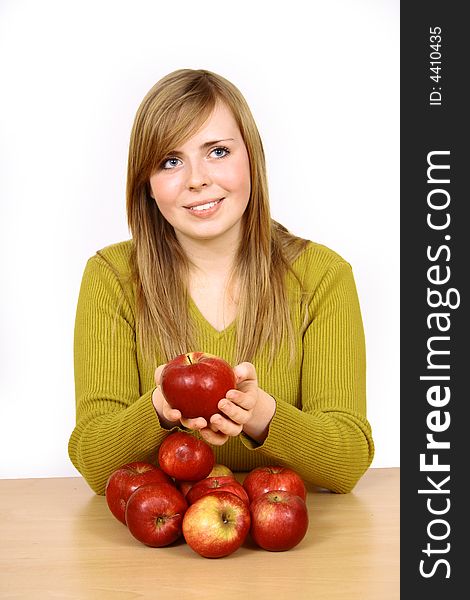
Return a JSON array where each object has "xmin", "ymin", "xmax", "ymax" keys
[{"xmin": 188, "ymin": 296, "xmax": 237, "ymax": 337}]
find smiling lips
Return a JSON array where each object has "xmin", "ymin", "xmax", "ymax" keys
[{"xmin": 184, "ymin": 198, "xmax": 224, "ymax": 215}]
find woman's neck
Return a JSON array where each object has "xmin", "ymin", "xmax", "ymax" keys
[{"xmin": 176, "ymin": 229, "xmax": 240, "ymax": 279}]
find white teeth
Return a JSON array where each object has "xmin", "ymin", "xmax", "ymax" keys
[{"xmin": 189, "ymin": 199, "xmax": 220, "ymax": 211}]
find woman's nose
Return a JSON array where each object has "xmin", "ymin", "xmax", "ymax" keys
[{"xmin": 187, "ymin": 159, "xmax": 211, "ymax": 191}]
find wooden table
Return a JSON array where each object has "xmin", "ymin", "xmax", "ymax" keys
[{"xmin": 0, "ymin": 468, "xmax": 399, "ymax": 599}]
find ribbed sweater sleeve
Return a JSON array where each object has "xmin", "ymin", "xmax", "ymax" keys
[
  {"xmin": 240, "ymin": 259, "xmax": 374, "ymax": 493},
  {"xmin": 68, "ymin": 254, "xmax": 172, "ymax": 494}
]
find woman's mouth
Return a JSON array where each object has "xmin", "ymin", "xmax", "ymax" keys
[{"xmin": 184, "ymin": 198, "xmax": 224, "ymax": 217}]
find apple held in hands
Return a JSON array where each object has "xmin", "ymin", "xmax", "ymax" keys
[
  {"xmin": 243, "ymin": 466, "xmax": 307, "ymax": 503},
  {"xmin": 105, "ymin": 461, "xmax": 173, "ymax": 525},
  {"xmin": 125, "ymin": 482, "xmax": 188, "ymax": 547},
  {"xmin": 183, "ymin": 492, "xmax": 251, "ymax": 558},
  {"xmin": 161, "ymin": 352, "xmax": 236, "ymax": 421},
  {"xmin": 158, "ymin": 431, "xmax": 215, "ymax": 481},
  {"xmin": 250, "ymin": 490, "xmax": 309, "ymax": 551}
]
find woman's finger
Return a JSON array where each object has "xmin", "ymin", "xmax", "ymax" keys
[
  {"xmin": 199, "ymin": 427, "xmax": 229, "ymax": 446},
  {"xmin": 180, "ymin": 416, "xmax": 208, "ymax": 430},
  {"xmin": 154, "ymin": 364, "xmax": 166, "ymax": 385},
  {"xmin": 218, "ymin": 398, "xmax": 252, "ymax": 424},
  {"xmin": 162, "ymin": 406, "xmax": 182, "ymax": 423},
  {"xmin": 210, "ymin": 413, "xmax": 243, "ymax": 436},
  {"xmin": 224, "ymin": 390, "xmax": 256, "ymax": 411},
  {"xmin": 233, "ymin": 362, "xmax": 257, "ymax": 385}
]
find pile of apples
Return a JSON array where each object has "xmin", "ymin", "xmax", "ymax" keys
[
  {"xmin": 105, "ymin": 431, "xmax": 309, "ymax": 558},
  {"xmin": 106, "ymin": 352, "xmax": 309, "ymax": 558}
]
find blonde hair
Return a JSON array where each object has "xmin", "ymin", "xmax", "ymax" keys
[{"xmin": 126, "ymin": 68, "xmax": 309, "ymax": 365}]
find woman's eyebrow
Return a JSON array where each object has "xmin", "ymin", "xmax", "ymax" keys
[{"xmin": 200, "ymin": 137, "xmax": 235, "ymax": 149}]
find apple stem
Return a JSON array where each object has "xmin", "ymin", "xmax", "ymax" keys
[{"xmin": 186, "ymin": 354, "xmax": 193, "ymax": 365}]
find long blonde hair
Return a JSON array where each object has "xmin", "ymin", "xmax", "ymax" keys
[{"xmin": 126, "ymin": 69, "xmax": 309, "ymax": 365}]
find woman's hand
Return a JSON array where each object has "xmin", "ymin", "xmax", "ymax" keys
[
  {"xmin": 152, "ymin": 362, "xmax": 276, "ymax": 446},
  {"xmin": 200, "ymin": 362, "xmax": 276, "ymax": 446}
]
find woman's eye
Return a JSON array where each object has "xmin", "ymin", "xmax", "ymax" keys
[
  {"xmin": 160, "ymin": 147, "xmax": 229, "ymax": 169},
  {"xmin": 161, "ymin": 157, "xmax": 181, "ymax": 169},
  {"xmin": 211, "ymin": 146, "xmax": 230, "ymax": 158}
]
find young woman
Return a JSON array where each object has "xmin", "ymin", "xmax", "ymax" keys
[{"xmin": 68, "ymin": 69, "xmax": 374, "ymax": 495}]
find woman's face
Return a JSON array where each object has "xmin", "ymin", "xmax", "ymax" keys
[{"xmin": 149, "ymin": 101, "xmax": 251, "ymax": 248}]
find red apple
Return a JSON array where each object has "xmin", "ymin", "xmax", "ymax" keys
[
  {"xmin": 125, "ymin": 482, "xmax": 188, "ymax": 547},
  {"xmin": 176, "ymin": 480, "xmax": 195, "ymax": 498},
  {"xmin": 207, "ymin": 464, "xmax": 234, "ymax": 478},
  {"xmin": 158, "ymin": 431, "xmax": 215, "ymax": 481},
  {"xmin": 250, "ymin": 490, "xmax": 309, "ymax": 551},
  {"xmin": 177, "ymin": 464, "xmax": 234, "ymax": 497},
  {"xmin": 160, "ymin": 352, "xmax": 236, "ymax": 421},
  {"xmin": 182, "ymin": 492, "xmax": 251, "ymax": 558},
  {"xmin": 186, "ymin": 476, "xmax": 249, "ymax": 506},
  {"xmin": 243, "ymin": 466, "xmax": 307, "ymax": 503},
  {"xmin": 105, "ymin": 461, "xmax": 173, "ymax": 525}
]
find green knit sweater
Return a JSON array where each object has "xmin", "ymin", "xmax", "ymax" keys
[{"xmin": 68, "ymin": 239, "xmax": 374, "ymax": 495}]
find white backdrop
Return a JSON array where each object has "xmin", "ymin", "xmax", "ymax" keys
[{"xmin": 0, "ymin": 0, "xmax": 399, "ymax": 478}]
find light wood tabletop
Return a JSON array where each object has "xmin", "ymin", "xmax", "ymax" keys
[{"xmin": 0, "ymin": 467, "xmax": 399, "ymax": 600}]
